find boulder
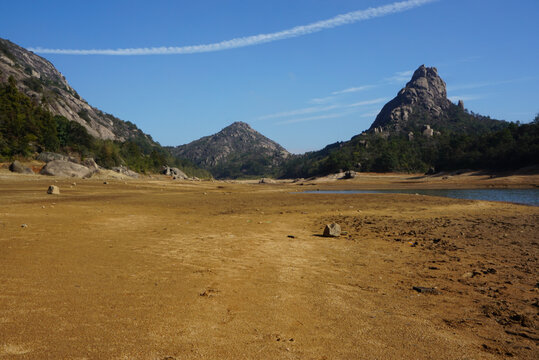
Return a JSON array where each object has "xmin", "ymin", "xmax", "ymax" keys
[
  {"xmin": 47, "ymin": 185, "xmax": 60, "ymax": 195},
  {"xmin": 9, "ymin": 160, "xmax": 33, "ymax": 174},
  {"xmin": 422, "ymin": 125, "xmax": 434, "ymax": 137},
  {"xmin": 40, "ymin": 160, "xmax": 92, "ymax": 178},
  {"xmin": 170, "ymin": 167, "xmax": 187, "ymax": 179},
  {"xmin": 162, "ymin": 166, "xmax": 187, "ymax": 179},
  {"xmin": 323, "ymin": 223, "xmax": 341, "ymax": 237},
  {"xmin": 343, "ymin": 170, "xmax": 356, "ymax": 179}
]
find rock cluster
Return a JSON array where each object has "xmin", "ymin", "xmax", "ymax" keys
[
  {"xmin": 112, "ymin": 165, "xmax": 139, "ymax": 178},
  {"xmin": 161, "ymin": 166, "xmax": 188, "ymax": 179}
]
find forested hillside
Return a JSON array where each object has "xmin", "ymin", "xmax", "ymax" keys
[{"xmin": 0, "ymin": 77, "xmax": 210, "ymax": 177}]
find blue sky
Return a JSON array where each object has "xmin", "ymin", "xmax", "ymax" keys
[{"xmin": 1, "ymin": 0, "xmax": 538, "ymax": 153}]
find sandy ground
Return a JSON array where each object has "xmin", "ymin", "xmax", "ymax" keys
[{"xmin": 0, "ymin": 170, "xmax": 537, "ymax": 359}]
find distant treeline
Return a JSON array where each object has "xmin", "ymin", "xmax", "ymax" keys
[
  {"xmin": 0, "ymin": 77, "xmax": 211, "ymax": 178},
  {"xmin": 279, "ymin": 114, "xmax": 539, "ymax": 178}
]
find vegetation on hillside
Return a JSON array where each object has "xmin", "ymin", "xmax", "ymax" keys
[
  {"xmin": 279, "ymin": 111, "xmax": 538, "ymax": 178},
  {"xmin": 211, "ymin": 152, "xmax": 282, "ymax": 179},
  {"xmin": 0, "ymin": 77, "xmax": 210, "ymax": 177}
]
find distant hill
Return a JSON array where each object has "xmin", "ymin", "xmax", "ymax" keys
[
  {"xmin": 280, "ymin": 65, "xmax": 538, "ymax": 177},
  {"xmin": 168, "ymin": 122, "xmax": 289, "ymax": 178}
]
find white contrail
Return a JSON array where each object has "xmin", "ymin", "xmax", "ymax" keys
[
  {"xmin": 29, "ymin": 0, "xmax": 436, "ymax": 55},
  {"xmin": 332, "ymin": 85, "xmax": 374, "ymax": 95}
]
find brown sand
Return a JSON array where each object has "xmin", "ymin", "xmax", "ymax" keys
[{"xmin": 0, "ymin": 171, "xmax": 537, "ymax": 359}]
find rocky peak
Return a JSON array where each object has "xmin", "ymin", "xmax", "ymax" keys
[
  {"xmin": 219, "ymin": 121, "xmax": 256, "ymax": 137},
  {"xmin": 369, "ymin": 65, "xmax": 452, "ymax": 133},
  {"xmin": 405, "ymin": 65, "xmax": 447, "ymax": 99}
]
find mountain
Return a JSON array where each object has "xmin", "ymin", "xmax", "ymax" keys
[
  {"xmin": 279, "ymin": 65, "xmax": 538, "ymax": 177},
  {"xmin": 368, "ymin": 65, "xmax": 505, "ymax": 136},
  {"xmin": 168, "ymin": 122, "xmax": 289, "ymax": 178},
  {"xmin": 0, "ymin": 38, "xmax": 211, "ymax": 178},
  {"xmin": 0, "ymin": 37, "xmax": 148, "ymax": 142}
]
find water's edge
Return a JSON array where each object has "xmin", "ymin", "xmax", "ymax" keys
[{"xmin": 297, "ymin": 189, "xmax": 539, "ymax": 206}]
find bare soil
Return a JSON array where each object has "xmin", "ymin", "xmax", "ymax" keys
[{"xmin": 0, "ymin": 171, "xmax": 537, "ymax": 359}]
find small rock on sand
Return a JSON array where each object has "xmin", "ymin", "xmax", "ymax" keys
[
  {"xmin": 47, "ymin": 185, "xmax": 60, "ymax": 195},
  {"xmin": 323, "ymin": 223, "xmax": 341, "ymax": 237},
  {"xmin": 412, "ymin": 286, "xmax": 439, "ymax": 294}
]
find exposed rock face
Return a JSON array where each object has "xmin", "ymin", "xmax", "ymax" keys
[
  {"xmin": 9, "ymin": 160, "xmax": 33, "ymax": 174},
  {"xmin": 422, "ymin": 125, "xmax": 434, "ymax": 137},
  {"xmin": 40, "ymin": 160, "xmax": 92, "ymax": 178},
  {"xmin": 37, "ymin": 152, "xmax": 77, "ymax": 163},
  {"xmin": 168, "ymin": 122, "xmax": 289, "ymax": 177},
  {"xmin": 0, "ymin": 38, "xmax": 151, "ymax": 142},
  {"xmin": 369, "ymin": 65, "xmax": 452, "ymax": 133}
]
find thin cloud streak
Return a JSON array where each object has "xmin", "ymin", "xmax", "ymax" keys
[
  {"xmin": 309, "ymin": 96, "xmax": 336, "ymax": 104},
  {"xmin": 386, "ymin": 70, "xmax": 413, "ymax": 83},
  {"xmin": 447, "ymin": 77, "xmax": 535, "ymax": 92},
  {"xmin": 260, "ymin": 97, "xmax": 387, "ymax": 121},
  {"xmin": 274, "ymin": 112, "xmax": 351, "ymax": 125},
  {"xmin": 331, "ymin": 85, "xmax": 374, "ymax": 95},
  {"xmin": 346, "ymin": 98, "xmax": 387, "ymax": 108},
  {"xmin": 29, "ymin": 0, "xmax": 436, "ymax": 55},
  {"xmin": 258, "ymin": 104, "xmax": 339, "ymax": 120}
]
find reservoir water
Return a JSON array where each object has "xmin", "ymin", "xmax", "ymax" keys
[{"xmin": 300, "ymin": 188, "xmax": 539, "ymax": 206}]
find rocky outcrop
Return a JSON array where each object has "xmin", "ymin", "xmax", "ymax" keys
[
  {"xmin": 168, "ymin": 122, "xmax": 289, "ymax": 178},
  {"xmin": 161, "ymin": 166, "xmax": 187, "ymax": 179},
  {"xmin": 369, "ymin": 65, "xmax": 452, "ymax": 133},
  {"xmin": 40, "ymin": 160, "xmax": 92, "ymax": 178},
  {"xmin": 0, "ymin": 38, "xmax": 152, "ymax": 142},
  {"xmin": 37, "ymin": 152, "xmax": 78, "ymax": 163},
  {"xmin": 112, "ymin": 165, "xmax": 139, "ymax": 178},
  {"xmin": 9, "ymin": 160, "xmax": 33, "ymax": 174}
]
